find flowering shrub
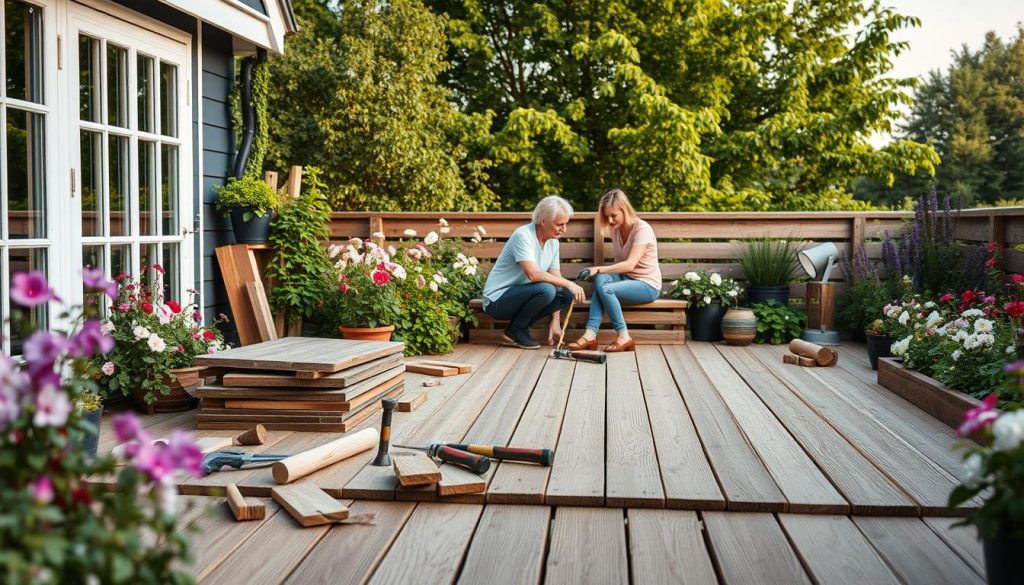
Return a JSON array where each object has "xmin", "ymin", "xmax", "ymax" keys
[
  {"xmin": 836, "ymin": 245, "xmax": 905, "ymax": 338},
  {"xmin": 90, "ymin": 268, "xmax": 227, "ymax": 405},
  {"xmin": 668, "ymin": 269, "xmax": 742, "ymax": 308},
  {"xmin": 324, "ymin": 239, "xmax": 403, "ymax": 329},
  {"xmin": 949, "ymin": 367, "xmax": 1024, "ymax": 540},
  {"xmin": 0, "ymin": 271, "xmax": 203, "ymax": 583}
]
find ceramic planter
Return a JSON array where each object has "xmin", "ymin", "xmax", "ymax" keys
[
  {"xmin": 722, "ymin": 307, "xmax": 757, "ymax": 346},
  {"xmin": 229, "ymin": 208, "xmax": 272, "ymax": 244},
  {"xmin": 746, "ymin": 285, "xmax": 791, "ymax": 306},
  {"xmin": 865, "ymin": 332, "xmax": 893, "ymax": 370},
  {"xmin": 687, "ymin": 302, "xmax": 726, "ymax": 342},
  {"xmin": 340, "ymin": 324, "xmax": 395, "ymax": 341}
]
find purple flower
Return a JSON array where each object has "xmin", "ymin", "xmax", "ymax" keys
[
  {"xmin": 69, "ymin": 320, "xmax": 114, "ymax": 358},
  {"xmin": 166, "ymin": 431, "xmax": 204, "ymax": 476},
  {"xmin": 0, "ymin": 382, "xmax": 22, "ymax": 431},
  {"xmin": 33, "ymin": 378, "xmax": 71, "ymax": 427},
  {"xmin": 22, "ymin": 331, "xmax": 67, "ymax": 373},
  {"xmin": 113, "ymin": 412, "xmax": 143, "ymax": 443},
  {"xmin": 29, "ymin": 476, "xmax": 54, "ymax": 505},
  {"xmin": 83, "ymin": 267, "xmax": 118, "ymax": 300},
  {"xmin": 10, "ymin": 271, "xmax": 60, "ymax": 307}
]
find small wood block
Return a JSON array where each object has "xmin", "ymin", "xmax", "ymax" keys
[
  {"xmin": 393, "ymin": 453, "xmax": 442, "ymax": 487},
  {"xmin": 404, "ymin": 363, "xmax": 459, "ymax": 376},
  {"xmin": 798, "ymin": 356, "xmax": 818, "ymax": 367},
  {"xmin": 233, "ymin": 424, "xmax": 267, "ymax": 446},
  {"xmin": 397, "ymin": 392, "xmax": 426, "ymax": 412},
  {"xmin": 437, "ymin": 465, "xmax": 487, "ymax": 496},
  {"xmin": 270, "ymin": 483, "xmax": 349, "ymax": 527},
  {"xmin": 783, "ymin": 354, "xmax": 799, "ymax": 365},
  {"xmin": 416, "ymin": 360, "xmax": 473, "ymax": 374},
  {"xmin": 422, "ymin": 379, "xmax": 441, "ymax": 387},
  {"xmin": 226, "ymin": 483, "xmax": 265, "ymax": 521},
  {"xmin": 195, "ymin": 436, "xmax": 234, "ymax": 454}
]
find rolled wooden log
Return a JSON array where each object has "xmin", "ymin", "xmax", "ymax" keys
[
  {"xmin": 788, "ymin": 338, "xmax": 838, "ymax": 366},
  {"xmin": 272, "ymin": 428, "xmax": 379, "ymax": 484}
]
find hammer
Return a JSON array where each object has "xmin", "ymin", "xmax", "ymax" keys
[{"xmin": 550, "ymin": 299, "xmax": 607, "ymax": 364}]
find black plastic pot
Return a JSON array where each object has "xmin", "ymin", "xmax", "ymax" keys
[
  {"xmin": 747, "ymin": 285, "xmax": 792, "ymax": 306},
  {"xmin": 77, "ymin": 406, "xmax": 104, "ymax": 459},
  {"xmin": 229, "ymin": 208, "xmax": 272, "ymax": 244},
  {"xmin": 688, "ymin": 301, "xmax": 726, "ymax": 342},
  {"xmin": 984, "ymin": 531, "xmax": 1024, "ymax": 585},
  {"xmin": 865, "ymin": 332, "xmax": 893, "ymax": 370}
]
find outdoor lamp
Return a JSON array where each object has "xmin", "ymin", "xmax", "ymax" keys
[{"xmin": 798, "ymin": 242, "xmax": 841, "ymax": 345}]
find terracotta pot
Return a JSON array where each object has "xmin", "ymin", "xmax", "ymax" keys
[
  {"xmin": 339, "ymin": 324, "xmax": 395, "ymax": 341},
  {"xmin": 131, "ymin": 366, "xmax": 202, "ymax": 415},
  {"xmin": 722, "ymin": 307, "xmax": 757, "ymax": 346}
]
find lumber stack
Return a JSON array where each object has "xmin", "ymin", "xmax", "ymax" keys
[{"xmin": 192, "ymin": 337, "xmax": 405, "ymax": 432}]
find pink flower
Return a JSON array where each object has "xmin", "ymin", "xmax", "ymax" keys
[
  {"xmin": 987, "ymin": 241, "xmax": 999, "ymax": 253},
  {"xmin": 167, "ymin": 431, "xmax": 204, "ymax": 477},
  {"xmin": 0, "ymin": 379, "xmax": 23, "ymax": 430},
  {"xmin": 218, "ymin": 312, "xmax": 230, "ymax": 323},
  {"xmin": 939, "ymin": 293, "xmax": 954, "ymax": 303},
  {"xmin": 118, "ymin": 302, "xmax": 131, "ymax": 312},
  {"xmin": 372, "ymin": 270, "xmax": 390, "ymax": 285},
  {"xmin": 33, "ymin": 378, "xmax": 71, "ymax": 427},
  {"xmin": 11, "ymin": 271, "xmax": 60, "ymax": 307},
  {"xmin": 69, "ymin": 320, "xmax": 114, "ymax": 358},
  {"xmin": 986, "ymin": 257, "xmax": 997, "ymax": 268},
  {"xmin": 102, "ymin": 361, "xmax": 116, "ymax": 376},
  {"xmin": 29, "ymin": 476, "xmax": 54, "ymax": 505},
  {"xmin": 416, "ymin": 275, "xmax": 426, "ymax": 289},
  {"xmin": 82, "ymin": 267, "xmax": 118, "ymax": 300},
  {"xmin": 152, "ymin": 263, "xmax": 165, "ymax": 274},
  {"xmin": 982, "ymin": 295, "xmax": 996, "ymax": 305},
  {"xmin": 1012, "ymin": 274, "xmax": 1024, "ymax": 284},
  {"xmin": 23, "ymin": 331, "xmax": 68, "ymax": 372},
  {"xmin": 192, "ymin": 311, "xmax": 203, "ymax": 321},
  {"xmin": 340, "ymin": 283, "xmax": 350, "ymax": 293},
  {"xmin": 207, "ymin": 346, "xmax": 217, "ymax": 354},
  {"xmin": 113, "ymin": 412, "xmax": 143, "ymax": 443},
  {"xmin": 958, "ymin": 393, "xmax": 999, "ymax": 437}
]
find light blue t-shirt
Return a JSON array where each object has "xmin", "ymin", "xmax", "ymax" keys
[{"xmin": 482, "ymin": 223, "xmax": 560, "ymax": 308}]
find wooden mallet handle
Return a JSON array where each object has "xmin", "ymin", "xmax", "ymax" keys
[{"xmin": 272, "ymin": 428, "xmax": 379, "ymax": 484}]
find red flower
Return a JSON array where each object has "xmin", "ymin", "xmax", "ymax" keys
[
  {"xmin": 176, "ymin": 345, "xmax": 184, "ymax": 352},
  {"xmin": 961, "ymin": 290, "xmax": 977, "ymax": 304},
  {"xmin": 1007, "ymin": 301, "xmax": 1024, "ymax": 319},
  {"xmin": 166, "ymin": 300, "xmax": 181, "ymax": 314},
  {"xmin": 152, "ymin": 264, "xmax": 165, "ymax": 274},
  {"xmin": 202, "ymin": 330, "xmax": 215, "ymax": 341},
  {"xmin": 340, "ymin": 283, "xmax": 349, "ymax": 293},
  {"xmin": 372, "ymin": 270, "xmax": 390, "ymax": 285},
  {"xmin": 141, "ymin": 302, "xmax": 154, "ymax": 314},
  {"xmin": 113, "ymin": 273, "xmax": 131, "ymax": 281},
  {"xmin": 987, "ymin": 241, "xmax": 999, "ymax": 253},
  {"xmin": 193, "ymin": 311, "xmax": 202, "ymax": 320},
  {"xmin": 1012, "ymin": 274, "xmax": 1024, "ymax": 283},
  {"xmin": 939, "ymin": 292, "xmax": 954, "ymax": 303},
  {"xmin": 986, "ymin": 257, "xmax": 997, "ymax": 267}
]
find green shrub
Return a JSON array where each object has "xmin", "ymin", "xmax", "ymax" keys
[
  {"xmin": 734, "ymin": 237, "xmax": 800, "ymax": 286},
  {"xmin": 215, "ymin": 176, "xmax": 280, "ymax": 221},
  {"xmin": 751, "ymin": 300, "xmax": 805, "ymax": 344}
]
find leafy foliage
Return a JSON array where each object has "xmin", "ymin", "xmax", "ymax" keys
[
  {"xmin": 267, "ymin": 167, "xmax": 333, "ymax": 321},
  {"xmin": 214, "ymin": 176, "xmax": 280, "ymax": 221},
  {"xmin": 752, "ymin": 301, "xmax": 805, "ymax": 344},
  {"xmin": 836, "ymin": 245, "xmax": 907, "ymax": 336},
  {"xmin": 394, "ymin": 273, "xmax": 453, "ymax": 356},
  {"xmin": 668, "ymin": 269, "xmax": 742, "ymax": 308},
  {"xmin": 243, "ymin": 57, "xmax": 270, "ymax": 180},
  {"xmin": 734, "ymin": 237, "xmax": 800, "ymax": 286}
]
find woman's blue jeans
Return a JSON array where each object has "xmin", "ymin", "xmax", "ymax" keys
[{"xmin": 586, "ymin": 273, "xmax": 660, "ymax": 332}]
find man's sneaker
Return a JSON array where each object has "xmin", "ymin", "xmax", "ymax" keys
[{"xmin": 502, "ymin": 327, "xmax": 540, "ymax": 349}]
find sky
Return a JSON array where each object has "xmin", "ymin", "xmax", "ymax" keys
[{"xmin": 870, "ymin": 0, "xmax": 1022, "ymax": 146}]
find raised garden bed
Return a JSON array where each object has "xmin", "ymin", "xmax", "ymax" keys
[{"xmin": 876, "ymin": 357, "xmax": 982, "ymax": 430}]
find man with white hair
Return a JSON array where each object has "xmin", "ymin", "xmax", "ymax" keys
[{"xmin": 482, "ymin": 196, "xmax": 587, "ymax": 348}]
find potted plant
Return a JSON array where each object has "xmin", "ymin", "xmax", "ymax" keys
[
  {"xmin": 74, "ymin": 389, "xmax": 104, "ymax": 459},
  {"xmin": 91, "ymin": 267, "xmax": 227, "ymax": 414},
  {"xmin": 949, "ymin": 367, "xmax": 1024, "ymax": 585},
  {"xmin": 750, "ymin": 300, "xmax": 806, "ymax": 345},
  {"xmin": 668, "ymin": 269, "xmax": 742, "ymax": 341},
  {"xmin": 323, "ymin": 239, "xmax": 403, "ymax": 341},
  {"xmin": 734, "ymin": 237, "xmax": 800, "ymax": 305},
  {"xmin": 215, "ymin": 175, "xmax": 280, "ymax": 244}
]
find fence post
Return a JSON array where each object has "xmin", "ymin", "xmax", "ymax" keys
[
  {"xmin": 369, "ymin": 215, "xmax": 384, "ymax": 244},
  {"xmin": 851, "ymin": 216, "xmax": 865, "ymax": 253},
  {"xmin": 989, "ymin": 213, "xmax": 1007, "ymax": 269}
]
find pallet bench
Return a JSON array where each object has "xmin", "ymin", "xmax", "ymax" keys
[{"xmin": 467, "ymin": 298, "xmax": 688, "ymax": 345}]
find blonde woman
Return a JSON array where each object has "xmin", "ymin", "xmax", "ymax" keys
[{"xmin": 569, "ymin": 189, "xmax": 662, "ymax": 352}]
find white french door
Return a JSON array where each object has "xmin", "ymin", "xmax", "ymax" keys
[{"xmin": 67, "ymin": 0, "xmax": 193, "ymax": 310}]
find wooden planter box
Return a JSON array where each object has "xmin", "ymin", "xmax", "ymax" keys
[{"xmin": 876, "ymin": 357, "xmax": 982, "ymax": 429}]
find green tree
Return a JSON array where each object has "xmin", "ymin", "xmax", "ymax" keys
[
  {"xmin": 264, "ymin": 0, "xmax": 497, "ymax": 211},
  {"xmin": 428, "ymin": 0, "xmax": 937, "ymax": 211}
]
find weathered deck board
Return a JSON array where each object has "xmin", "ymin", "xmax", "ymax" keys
[
  {"xmin": 544, "ymin": 507, "xmax": 629, "ymax": 585},
  {"xmin": 923, "ymin": 517, "xmax": 987, "ymax": 578},
  {"xmin": 366, "ymin": 503, "xmax": 483, "ymax": 585},
  {"xmin": 545, "ymin": 360, "xmax": 606, "ymax": 506},
  {"xmin": 457, "ymin": 505, "xmax": 549, "ymax": 585},
  {"xmin": 635, "ymin": 347, "xmax": 724, "ymax": 510},
  {"xmin": 627, "ymin": 509, "xmax": 717, "ymax": 585},
  {"xmin": 853, "ymin": 517, "xmax": 986, "ymax": 585},
  {"xmin": 778, "ymin": 514, "xmax": 901, "ymax": 584},
  {"xmin": 604, "ymin": 353, "xmax": 665, "ymax": 508},
  {"xmin": 703, "ymin": 512, "xmax": 812, "ymax": 584},
  {"xmin": 719, "ymin": 345, "xmax": 917, "ymax": 515},
  {"xmin": 661, "ymin": 345, "xmax": 787, "ymax": 511}
]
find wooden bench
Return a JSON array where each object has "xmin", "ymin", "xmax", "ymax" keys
[{"xmin": 467, "ymin": 298, "xmax": 688, "ymax": 345}]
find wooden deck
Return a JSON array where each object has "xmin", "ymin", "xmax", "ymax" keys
[{"xmin": 97, "ymin": 341, "xmax": 987, "ymax": 583}]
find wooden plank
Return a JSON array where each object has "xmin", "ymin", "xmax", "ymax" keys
[
  {"xmin": 778, "ymin": 514, "xmax": 901, "ymax": 584},
  {"xmin": 223, "ymin": 399, "xmax": 349, "ymax": 411},
  {"xmin": 415, "ymin": 360, "xmax": 473, "ymax": 373},
  {"xmin": 226, "ymin": 483, "xmax": 266, "ymax": 521},
  {"xmin": 197, "ymin": 366, "xmax": 406, "ymax": 401},
  {"xmin": 193, "ymin": 336, "xmax": 405, "ymax": 373},
  {"xmin": 923, "ymin": 517, "xmax": 986, "ymax": 577},
  {"xmin": 174, "ymin": 498, "xmax": 282, "ymax": 580},
  {"xmin": 393, "ymin": 452, "xmax": 441, "ymax": 487},
  {"xmin": 471, "ymin": 395, "xmax": 570, "ymax": 499},
  {"xmin": 544, "ymin": 360, "xmax": 605, "ymax": 506},
  {"xmin": 877, "ymin": 357, "xmax": 984, "ymax": 431},
  {"xmin": 457, "ymin": 505, "xmax": 549, "ymax": 585},
  {"xmin": 627, "ymin": 509, "xmax": 717, "ymax": 585},
  {"xmin": 396, "ymin": 392, "xmax": 425, "ymax": 412},
  {"xmin": 222, "ymin": 353, "xmax": 405, "ymax": 388},
  {"xmin": 470, "ymin": 327, "xmax": 684, "ymax": 345},
  {"xmin": 245, "ymin": 280, "xmax": 278, "ymax": 343},
  {"xmin": 635, "ymin": 347, "xmax": 724, "ymax": 510},
  {"xmin": 703, "ymin": 512, "xmax": 811, "ymax": 584},
  {"xmin": 404, "ymin": 363, "xmax": 459, "ymax": 377},
  {"xmin": 854, "ymin": 517, "xmax": 986, "ymax": 585},
  {"xmin": 544, "ymin": 507, "xmax": 628, "ymax": 585},
  {"xmin": 366, "ymin": 503, "xmax": 483, "ymax": 585},
  {"xmin": 286, "ymin": 165, "xmax": 303, "ymax": 198},
  {"xmin": 719, "ymin": 345, "xmax": 917, "ymax": 515},
  {"xmin": 661, "ymin": 345, "xmax": 786, "ymax": 511},
  {"xmin": 283, "ymin": 501, "xmax": 416, "ymax": 585},
  {"xmin": 605, "ymin": 352, "xmax": 665, "ymax": 508},
  {"xmin": 271, "ymin": 483, "xmax": 350, "ymax": 527},
  {"xmin": 435, "ymin": 464, "xmax": 488, "ymax": 496},
  {"xmin": 215, "ymin": 244, "xmax": 260, "ymax": 346}
]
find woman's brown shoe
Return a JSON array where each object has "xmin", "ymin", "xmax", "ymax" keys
[
  {"xmin": 567, "ymin": 337, "xmax": 598, "ymax": 351},
  {"xmin": 604, "ymin": 338, "xmax": 636, "ymax": 352}
]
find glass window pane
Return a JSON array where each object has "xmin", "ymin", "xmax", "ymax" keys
[
  {"xmin": 159, "ymin": 62, "xmax": 177, "ymax": 137},
  {"xmin": 8, "ymin": 248, "xmax": 47, "ymax": 355},
  {"xmin": 139, "ymin": 140, "xmax": 157, "ymax": 235},
  {"xmin": 78, "ymin": 35, "xmax": 100, "ymax": 122},
  {"xmin": 161, "ymin": 144, "xmax": 178, "ymax": 236},
  {"xmin": 137, "ymin": 55, "xmax": 154, "ymax": 133},
  {"xmin": 162, "ymin": 243, "xmax": 179, "ymax": 304},
  {"xmin": 110, "ymin": 244, "xmax": 130, "ymax": 279},
  {"xmin": 80, "ymin": 130, "xmax": 104, "ymax": 236},
  {"xmin": 109, "ymin": 135, "xmax": 130, "ymax": 236},
  {"xmin": 82, "ymin": 244, "xmax": 106, "ymax": 314},
  {"xmin": 140, "ymin": 243, "xmax": 159, "ymax": 288},
  {"xmin": 5, "ymin": 0, "xmax": 44, "ymax": 103},
  {"xmin": 106, "ymin": 44, "xmax": 128, "ymax": 128},
  {"xmin": 6, "ymin": 108, "xmax": 46, "ymax": 239}
]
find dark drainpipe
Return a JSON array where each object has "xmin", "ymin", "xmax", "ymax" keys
[{"xmin": 232, "ymin": 48, "xmax": 267, "ymax": 179}]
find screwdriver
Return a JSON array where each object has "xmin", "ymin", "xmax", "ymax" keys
[
  {"xmin": 393, "ymin": 444, "xmax": 491, "ymax": 474},
  {"xmin": 447, "ymin": 444, "xmax": 555, "ymax": 466}
]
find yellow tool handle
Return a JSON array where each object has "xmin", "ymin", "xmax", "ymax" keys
[{"xmin": 555, "ymin": 299, "xmax": 575, "ymax": 349}]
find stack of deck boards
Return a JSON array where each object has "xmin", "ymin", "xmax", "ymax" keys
[{"xmin": 192, "ymin": 337, "xmax": 405, "ymax": 432}]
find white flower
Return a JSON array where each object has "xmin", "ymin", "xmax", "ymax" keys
[
  {"xmin": 710, "ymin": 273, "xmax": 722, "ymax": 286},
  {"xmin": 471, "ymin": 233, "xmax": 482, "ymax": 243},
  {"xmin": 372, "ymin": 231, "xmax": 385, "ymax": 239},
  {"xmin": 440, "ymin": 226, "xmax": 451, "ymax": 234},
  {"xmin": 133, "ymin": 325, "xmax": 150, "ymax": 340},
  {"xmin": 403, "ymin": 228, "xmax": 417, "ymax": 237},
  {"xmin": 349, "ymin": 237, "xmax": 363, "ymax": 249},
  {"xmin": 682, "ymin": 288, "xmax": 691, "ymax": 296},
  {"xmin": 993, "ymin": 410, "xmax": 1024, "ymax": 451},
  {"xmin": 925, "ymin": 311, "xmax": 942, "ymax": 329},
  {"xmin": 102, "ymin": 361, "xmax": 115, "ymax": 376},
  {"xmin": 433, "ymin": 272, "xmax": 447, "ymax": 284},
  {"xmin": 387, "ymin": 245, "xmax": 397, "ymax": 257},
  {"xmin": 1007, "ymin": 346, "xmax": 1016, "ymax": 354},
  {"xmin": 962, "ymin": 308, "xmax": 985, "ymax": 318},
  {"xmin": 703, "ymin": 296, "xmax": 712, "ymax": 305},
  {"xmin": 147, "ymin": 334, "xmax": 167, "ymax": 352},
  {"xmin": 886, "ymin": 305, "xmax": 902, "ymax": 318},
  {"xmin": 959, "ymin": 453, "xmax": 986, "ymax": 489},
  {"xmin": 684, "ymin": 271, "xmax": 700, "ymax": 282},
  {"xmin": 476, "ymin": 225, "xmax": 487, "ymax": 236},
  {"xmin": 924, "ymin": 301, "xmax": 936, "ymax": 309},
  {"xmin": 328, "ymin": 244, "xmax": 342, "ymax": 259},
  {"xmin": 439, "ymin": 218, "xmax": 449, "ymax": 227},
  {"xmin": 976, "ymin": 333, "xmax": 995, "ymax": 348},
  {"xmin": 100, "ymin": 320, "xmax": 115, "ymax": 334},
  {"xmin": 898, "ymin": 311, "xmax": 909, "ymax": 325},
  {"xmin": 952, "ymin": 349, "xmax": 961, "ymax": 361},
  {"xmin": 727, "ymin": 290, "xmax": 738, "ymax": 297},
  {"xmin": 388, "ymin": 263, "xmax": 407, "ymax": 280},
  {"xmin": 156, "ymin": 304, "xmax": 174, "ymax": 325},
  {"xmin": 974, "ymin": 319, "xmax": 994, "ymax": 333},
  {"xmin": 429, "ymin": 281, "xmax": 439, "ymax": 292},
  {"xmin": 890, "ymin": 335, "xmax": 912, "ymax": 357},
  {"xmin": 424, "ymin": 231, "xmax": 439, "ymax": 246},
  {"xmin": 464, "ymin": 265, "xmax": 477, "ymax": 276}
]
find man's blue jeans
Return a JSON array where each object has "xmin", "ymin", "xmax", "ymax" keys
[
  {"xmin": 586, "ymin": 273, "xmax": 660, "ymax": 332},
  {"xmin": 484, "ymin": 283, "xmax": 573, "ymax": 333}
]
